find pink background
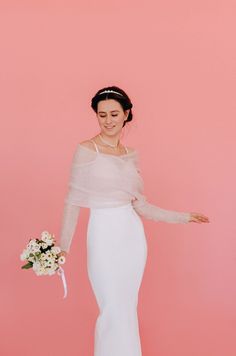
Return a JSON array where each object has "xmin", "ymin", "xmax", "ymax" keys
[{"xmin": 1, "ymin": 1, "xmax": 235, "ymax": 355}]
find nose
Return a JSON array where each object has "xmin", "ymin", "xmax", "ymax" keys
[{"xmin": 105, "ymin": 116, "xmax": 112, "ymax": 123}]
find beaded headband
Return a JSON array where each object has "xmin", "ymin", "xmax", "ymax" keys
[{"xmin": 98, "ymin": 90, "xmax": 123, "ymax": 96}]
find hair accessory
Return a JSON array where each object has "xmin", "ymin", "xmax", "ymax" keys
[{"xmin": 98, "ymin": 90, "xmax": 123, "ymax": 96}]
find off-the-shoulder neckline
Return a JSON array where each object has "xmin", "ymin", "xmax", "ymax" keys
[{"xmin": 78, "ymin": 143, "xmax": 137, "ymax": 158}]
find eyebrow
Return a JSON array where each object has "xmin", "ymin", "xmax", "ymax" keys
[{"xmin": 98, "ymin": 110, "xmax": 120, "ymax": 113}]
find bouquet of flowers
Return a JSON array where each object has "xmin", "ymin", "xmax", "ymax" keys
[{"xmin": 20, "ymin": 230, "xmax": 68, "ymax": 298}]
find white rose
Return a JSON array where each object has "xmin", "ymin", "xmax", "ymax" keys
[
  {"xmin": 27, "ymin": 240, "xmax": 38, "ymax": 250},
  {"xmin": 47, "ymin": 238, "xmax": 53, "ymax": 246},
  {"xmin": 41, "ymin": 231, "xmax": 50, "ymax": 239},
  {"xmin": 52, "ymin": 246, "xmax": 61, "ymax": 254},
  {"xmin": 20, "ymin": 249, "xmax": 29, "ymax": 261},
  {"xmin": 31, "ymin": 245, "xmax": 41, "ymax": 253}
]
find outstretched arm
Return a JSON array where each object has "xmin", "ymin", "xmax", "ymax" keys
[
  {"xmin": 132, "ymin": 195, "xmax": 191, "ymax": 224},
  {"xmin": 131, "ymin": 153, "xmax": 191, "ymax": 224}
]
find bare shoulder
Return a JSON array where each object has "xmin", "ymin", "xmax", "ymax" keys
[{"xmin": 79, "ymin": 139, "xmax": 96, "ymax": 151}]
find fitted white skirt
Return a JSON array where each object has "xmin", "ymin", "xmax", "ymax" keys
[{"xmin": 87, "ymin": 202, "xmax": 148, "ymax": 356}]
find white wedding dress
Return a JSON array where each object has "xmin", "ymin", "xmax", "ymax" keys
[
  {"xmin": 59, "ymin": 140, "xmax": 190, "ymax": 356},
  {"xmin": 87, "ymin": 201, "xmax": 147, "ymax": 355}
]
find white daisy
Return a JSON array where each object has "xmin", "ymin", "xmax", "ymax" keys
[{"xmin": 58, "ymin": 256, "xmax": 66, "ymax": 265}]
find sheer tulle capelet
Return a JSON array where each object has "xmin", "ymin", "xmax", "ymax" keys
[
  {"xmin": 64, "ymin": 143, "xmax": 145, "ymax": 208},
  {"xmin": 59, "ymin": 144, "xmax": 190, "ymax": 252}
]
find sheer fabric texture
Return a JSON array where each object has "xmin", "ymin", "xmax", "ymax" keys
[{"xmin": 59, "ymin": 143, "xmax": 190, "ymax": 253}]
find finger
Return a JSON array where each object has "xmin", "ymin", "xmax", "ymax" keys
[
  {"xmin": 199, "ymin": 216, "xmax": 209, "ymax": 223},
  {"xmin": 192, "ymin": 218, "xmax": 200, "ymax": 223}
]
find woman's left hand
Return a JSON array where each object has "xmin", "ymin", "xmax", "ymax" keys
[{"xmin": 189, "ymin": 212, "xmax": 210, "ymax": 223}]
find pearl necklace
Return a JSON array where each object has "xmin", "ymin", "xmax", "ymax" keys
[{"xmin": 98, "ymin": 133, "xmax": 119, "ymax": 148}]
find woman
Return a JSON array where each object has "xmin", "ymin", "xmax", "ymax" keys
[{"xmin": 58, "ymin": 86, "xmax": 209, "ymax": 356}]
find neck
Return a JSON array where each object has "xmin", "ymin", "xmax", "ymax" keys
[{"xmin": 99, "ymin": 132, "xmax": 121, "ymax": 147}]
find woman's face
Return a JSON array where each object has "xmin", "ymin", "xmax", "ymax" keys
[{"xmin": 96, "ymin": 99, "xmax": 129, "ymax": 136}]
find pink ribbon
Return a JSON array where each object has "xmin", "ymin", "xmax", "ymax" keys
[{"xmin": 57, "ymin": 266, "xmax": 68, "ymax": 298}]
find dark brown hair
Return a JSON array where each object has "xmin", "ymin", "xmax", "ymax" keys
[{"xmin": 91, "ymin": 85, "xmax": 133, "ymax": 127}]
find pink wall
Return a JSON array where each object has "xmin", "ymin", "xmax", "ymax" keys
[{"xmin": 1, "ymin": 1, "xmax": 235, "ymax": 355}]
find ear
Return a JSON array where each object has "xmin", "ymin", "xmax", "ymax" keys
[{"xmin": 124, "ymin": 109, "xmax": 130, "ymax": 119}]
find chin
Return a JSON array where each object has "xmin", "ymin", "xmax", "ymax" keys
[{"xmin": 102, "ymin": 128, "xmax": 121, "ymax": 135}]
